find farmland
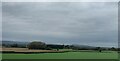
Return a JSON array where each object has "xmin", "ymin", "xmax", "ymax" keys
[
  {"xmin": 2, "ymin": 51, "xmax": 118, "ymax": 59},
  {"xmin": 1, "ymin": 42, "xmax": 119, "ymax": 61},
  {"xmin": 1, "ymin": 48, "xmax": 119, "ymax": 61}
]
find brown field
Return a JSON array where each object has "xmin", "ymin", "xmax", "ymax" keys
[{"xmin": 1, "ymin": 47, "xmax": 65, "ymax": 53}]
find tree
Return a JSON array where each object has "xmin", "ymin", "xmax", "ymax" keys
[
  {"xmin": 95, "ymin": 47, "xmax": 102, "ymax": 52},
  {"xmin": 110, "ymin": 47, "xmax": 116, "ymax": 51},
  {"xmin": 57, "ymin": 48, "xmax": 59, "ymax": 51},
  {"xmin": 27, "ymin": 41, "xmax": 47, "ymax": 50},
  {"xmin": 2, "ymin": 44, "xmax": 6, "ymax": 47},
  {"xmin": 11, "ymin": 43, "xmax": 18, "ymax": 47},
  {"xmin": 64, "ymin": 45, "xmax": 71, "ymax": 49}
]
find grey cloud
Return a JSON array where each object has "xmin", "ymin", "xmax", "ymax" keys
[
  {"xmin": 2, "ymin": 2, "xmax": 118, "ymax": 47},
  {"xmin": 2, "ymin": 0, "xmax": 120, "ymax": 2},
  {"xmin": 0, "ymin": 2, "xmax": 2, "ymax": 40}
]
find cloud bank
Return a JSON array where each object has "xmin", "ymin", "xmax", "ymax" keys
[{"xmin": 2, "ymin": 2, "xmax": 118, "ymax": 47}]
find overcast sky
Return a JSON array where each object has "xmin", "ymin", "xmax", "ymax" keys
[
  {"xmin": 2, "ymin": 0, "xmax": 119, "ymax": 2},
  {"xmin": 2, "ymin": 2, "xmax": 118, "ymax": 47}
]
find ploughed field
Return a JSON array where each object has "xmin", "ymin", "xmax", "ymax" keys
[{"xmin": 1, "ymin": 48, "xmax": 118, "ymax": 59}]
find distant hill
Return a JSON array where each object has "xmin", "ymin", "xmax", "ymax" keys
[
  {"xmin": 1, "ymin": 40, "xmax": 110, "ymax": 50},
  {"xmin": 2, "ymin": 40, "xmax": 29, "ymax": 45},
  {"xmin": 2, "ymin": 40, "xmax": 29, "ymax": 48},
  {"xmin": 71, "ymin": 44, "xmax": 96, "ymax": 50},
  {"xmin": 72, "ymin": 44, "xmax": 96, "ymax": 48}
]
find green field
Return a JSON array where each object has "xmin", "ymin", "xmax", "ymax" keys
[{"xmin": 2, "ymin": 51, "xmax": 118, "ymax": 59}]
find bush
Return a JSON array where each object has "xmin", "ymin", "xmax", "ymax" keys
[{"xmin": 27, "ymin": 41, "xmax": 47, "ymax": 50}]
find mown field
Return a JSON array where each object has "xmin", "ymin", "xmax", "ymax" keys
[
  {"xmin": 2, "ymin": 51, "xmax": 118, "ymax": 59},
  {"xmin": 1, "ymin": 48, "xmax": 119, "ymax": 61}
]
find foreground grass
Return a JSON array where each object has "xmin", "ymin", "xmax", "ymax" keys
[{"xmin": 2, "ymin": 51, "xmax": 118, "ymax": 59}]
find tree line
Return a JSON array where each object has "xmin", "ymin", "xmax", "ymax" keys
[{"xmin": 2, "ymin": 41, "xmax": 119, "ymax": 51}]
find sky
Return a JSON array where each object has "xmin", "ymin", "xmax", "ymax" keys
[
  {"xmin": 1, "ymin": 0, "xmax": 119, "ymax": 2},
  {"xmin": 0, "ymin": 2, "xmax": 2, "ymax": 42},
  {"xmin": 2, "ymin": 2, "xmax": 118, "ymax": 47}
]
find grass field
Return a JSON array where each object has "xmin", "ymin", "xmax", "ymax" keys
[{"xmin": 2, "ymin": 51, "xmax": 118, "ymax": 59}]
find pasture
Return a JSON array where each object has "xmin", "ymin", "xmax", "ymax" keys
[
  {"xmin": 1, "ymin": 48, "xmax": 119, "ymax": 61},
  {"xmin": 2, "ymin": 51, "xmax": 118, "ymax": 59}
]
